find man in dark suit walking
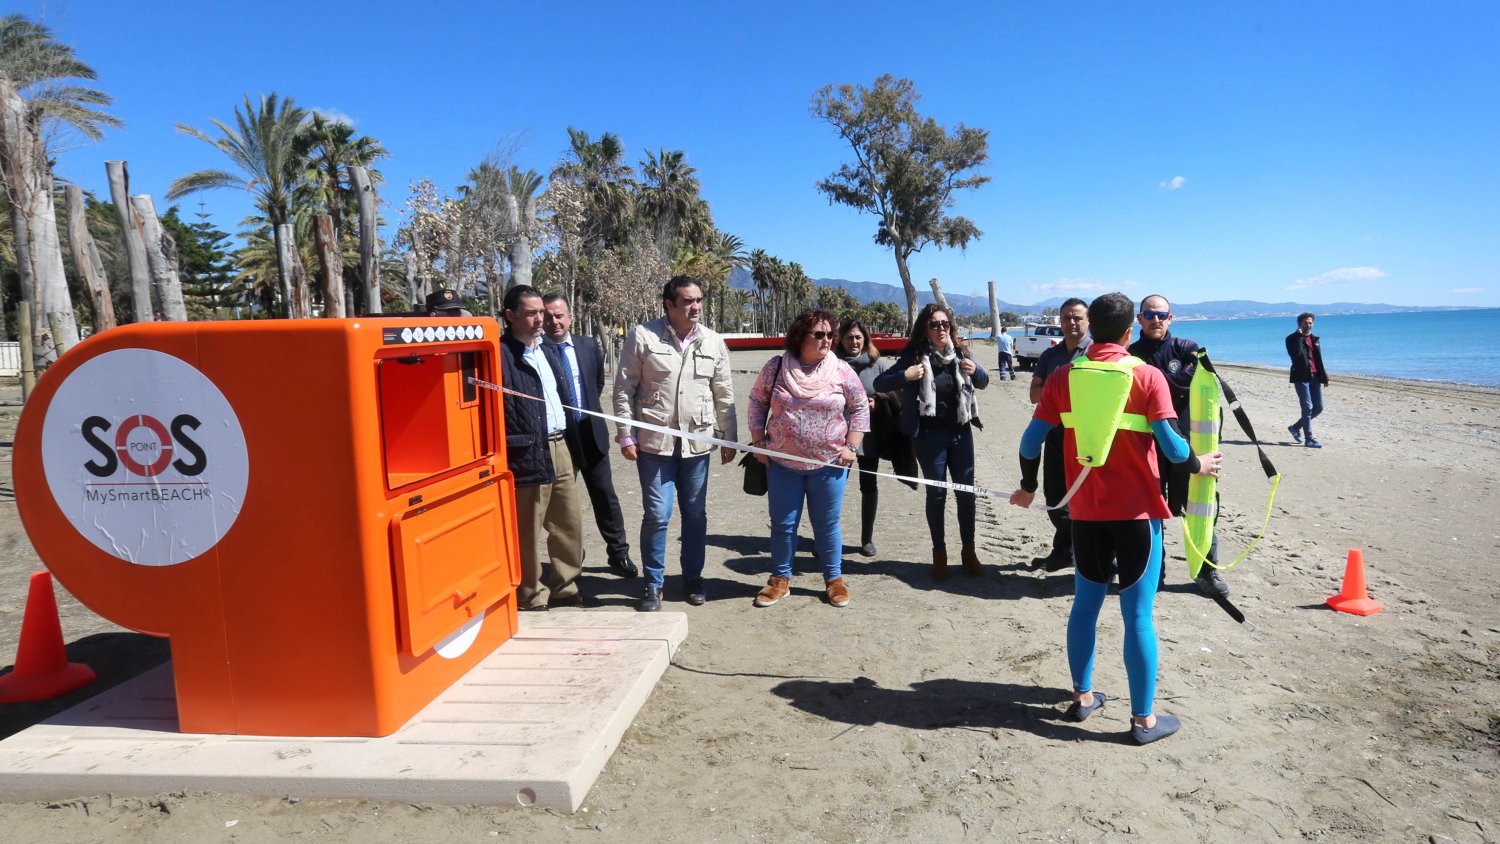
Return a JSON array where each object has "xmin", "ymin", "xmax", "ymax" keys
[{"xmin": 543, "ymin": 294, "xmax": 639, "ymax": 578}]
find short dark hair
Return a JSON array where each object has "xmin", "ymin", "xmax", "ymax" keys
[
  {"xmin": 662, "ymin": 275, "xmax": 702, "ymax": 304},
  {"xmin": 1060, "ymin": 297, "xmax": 1088, "ymax": 313},
  {"xmin": 837, "ymin": 318, "xmax": 879, "ymax": 361},
  {"xmin": 1140, "ymin": 294, "xmax": 1170, "ymax": 312},
  {"xmin": 784, "ymin": 309, "xmax": 837, "ymax": 353},
  {"xmin": 503, "ymin": 284, "xmax": 542, "ymax": 314},
  {"xmin": 541, "ymin": 292, "xmax": 569, "ymax": 308},
  {"xmin": 1087, "ymin": 293, "xmax": 1135, "ymax": 343},
  {"xmin": 1298, "ymin": 312, "xmax": 1316, "ymax": 323}
]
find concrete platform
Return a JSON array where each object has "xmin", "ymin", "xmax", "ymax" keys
[{"xmin": 0, "ymin": 611, "xmax": 687, "ymax": 811}]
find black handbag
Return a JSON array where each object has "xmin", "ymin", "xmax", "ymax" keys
[
  {"xmin": 740, "ymin": 355, "xmax": 783, "ymax": 496},
  {"xmin": 740, "ymin": 450, "xmax": 767, "ymax": 495}
]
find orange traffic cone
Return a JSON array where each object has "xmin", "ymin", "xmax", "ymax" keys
[
  {"xmin": 0, "ymin": 571, "xmax": 96, "ymax": 702},
  {"xmin": 1326, "ymin": 548, "xmax": 1382, "ymax": 616}
]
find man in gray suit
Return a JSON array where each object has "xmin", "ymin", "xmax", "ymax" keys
[{"xmin": 543, "ymin": 294, "xmax": 638, "ymax": 579}]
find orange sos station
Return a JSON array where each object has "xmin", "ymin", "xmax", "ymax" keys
[{"xmin": 12, "ymin": 318, "xmax": 522, "ymax": 737}]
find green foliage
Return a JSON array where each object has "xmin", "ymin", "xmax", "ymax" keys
[
  {"xmin": 0, "ymin": 14, "xmax": 122, "ymax": 142},
  {"xmin": 810, "ymin": 74, "xmax": 989, "ymax": 324},
  {"xmin": 169, "ymin": 93, "xmax": 309, "ymax": 227},
  {"xmin": 999, "ymin": 310, "xmax": 1020, "ymax": 327},
  {"xmin": 160, "ymin": 206, "xmax": 243, "ymax": 318}
]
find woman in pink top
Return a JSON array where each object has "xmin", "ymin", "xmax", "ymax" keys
[{"xmin": 747, "ymin": 309, "xmax": 870, "ymax": 609}]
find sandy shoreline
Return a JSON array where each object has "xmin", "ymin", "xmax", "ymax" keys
[{"xmin": 0, "ymin": 350, "xmax": 1496, "ymax": 842}]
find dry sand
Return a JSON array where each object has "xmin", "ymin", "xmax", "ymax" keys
[{"xmin": 0, "ymin": 350, "xmax": 1496, "ymax": 843}]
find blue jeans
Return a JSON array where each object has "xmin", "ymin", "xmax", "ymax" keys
[
  {"xmin": 636, "ymin": 449, "xmax": 710, "ymax": 588},
  {"xmin": 767, "ymin": 461, "xmax": 847, "ymax": 580},
  {"xmin": 1291, "ymin": 380, "xmax": 1324, "ymax": 439},
  {"xmin": 911, "ymin": 424, "xmax": 977, "ymax": 550}
]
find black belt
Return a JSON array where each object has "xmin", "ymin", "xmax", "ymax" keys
[{"xmin": 547, "ymin": 431, "xmax": 566, "ymax": 442}]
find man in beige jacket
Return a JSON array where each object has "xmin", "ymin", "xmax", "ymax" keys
[{"xmin": 613, "ymin": 275, "xmax": 738, "ymax": 612}]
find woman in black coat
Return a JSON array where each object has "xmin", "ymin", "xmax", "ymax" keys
[{"xmin": 873, "ymin": 304, "xmax": 989, "ymax": 580}]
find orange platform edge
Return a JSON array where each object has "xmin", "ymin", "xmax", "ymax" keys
[{"xmin": 12, "ymin": 318, "xmax": 522, "ymax": 736}]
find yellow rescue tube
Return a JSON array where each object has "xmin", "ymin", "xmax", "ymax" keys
[{"xmin": 1183, "ymin": 351, "xmax": 1219, "ymax": 578}]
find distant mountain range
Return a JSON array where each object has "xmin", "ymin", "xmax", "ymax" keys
[{"xmin": 725, "ymin": 268, "xmax": 1459, "ymax": 319}]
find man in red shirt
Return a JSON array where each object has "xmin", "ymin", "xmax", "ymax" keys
[{"xmin": 1011, "ymin": 293, "xmax": 1222, "ymax": 745}]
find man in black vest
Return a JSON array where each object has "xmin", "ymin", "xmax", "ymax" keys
[
  {"xmin": 1129, "ymin": 294, "xmax": 1229, "ymax": 599},
  {"xmin": 543, "ymin": 294, "xmax": 638, "ymax": 579},
  {"xmin": 1028, "ymin": 298, "xmax": 1091, "ymax": 571},
  {"xmin": 499, "ymin": 286, "xmax": 587, "ymax": 609}
]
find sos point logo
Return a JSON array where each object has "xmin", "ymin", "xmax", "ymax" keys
[
  {"xmin": 82, "ymin": 413, "xmax": 207, "ymax": 479},
  {"xmin": 40, "ymin": 349, "xmax": 249, "ymax": 567}
]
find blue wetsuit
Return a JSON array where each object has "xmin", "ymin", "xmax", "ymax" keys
[{"xmin": 1021, "ymin": 417, "xmax": 1196, "ymax": 716}]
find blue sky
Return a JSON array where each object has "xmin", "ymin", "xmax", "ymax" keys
[{"xmin": 27, "ymin": 0, "xmax": 1500, "ymax": 307}]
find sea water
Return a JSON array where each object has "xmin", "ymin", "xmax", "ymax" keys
[{"xmin": 985, "ymin": 309, "xmax": 1500, "ymax": 387}]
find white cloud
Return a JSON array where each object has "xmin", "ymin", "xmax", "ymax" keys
[
  {"xmin": 311, "ymin": 107, "xmax": 356, "ymax": 126},
  {"xmin": 1452, "ymin": 287, "xmax": 1483, "ymax": 294},
  {"xmin": 1158, "ymin": 175, "xmax": 1186, "ymax": 191},
  {"xmin": 1031, "ymin": 278, "xmax": 1138, "ymax": 296},
  {"xmin": 1286, "ymin": 266, "xmax": 1387, "ymax": 291}
]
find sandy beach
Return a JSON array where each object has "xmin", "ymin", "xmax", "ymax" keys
[{"xmin": 0, "ymin": 349, "xmax": 1496, "ymax": 843}]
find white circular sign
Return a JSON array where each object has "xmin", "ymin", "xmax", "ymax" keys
[{"xmin": 40, "ymin": 348, "xmax": 250, "ymax": 566}]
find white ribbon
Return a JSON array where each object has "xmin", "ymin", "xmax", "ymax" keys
[{"xmin": 466, "ymin": 376, "xmax": 1016, "ymax": 499}]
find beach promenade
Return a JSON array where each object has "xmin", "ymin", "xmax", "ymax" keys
[{"xmin": 0, "ymin": 352, "xmax": 1495, "ymax": 842}]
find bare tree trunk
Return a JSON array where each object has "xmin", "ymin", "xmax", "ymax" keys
[
  {"xmin": 314, "ymin": 214, "xmax": 346, "ymax": 318},
  {"xmin": 894, "ymin": 250, "xmax": 917, "ymax": 328},
  {"xmin": 403, "ymin": 251, "xmax": 420, "ymax": 309},
  {"xmin": 2, "ymin": 80, "xmax": 42, "ymax": 357},
  {"xmin": 928, "ymin": 277, "xmax": 950, "ymax": 315},
  {"xmin": 18, "ymin": 302, "xmax": 35, "ymax": 401},
  {"xmin": 273, "ymin": 222, "xmax": 297, "ymax": 318},
  {"xmin": 351, "ymin": 165, "xmax": 380, "ymax": 314},
  {"xmin": 987, "ymin": 280, "xmax": 1000, "ymax": 342},
  {"xmin": 65, "ymin": 186, "xmax": 117, "ymax": 333},
  {"xmin": 485, "ymin": 252, "xmax": 500, "ymax": 317},
  {"xmin": 0, "ymin": 81, "xmax": 78, "ymax": 361},
  {"xmin": 293, "ymin": 253, "xmax": 312, "ymax": 318},
  {"xmin": 132, "ymin": 195, "xmax": 188, "ymax": 321},
  {"xmin": 105, "ymin": 161, "xmax": 153, "ymax": 323},
  {"xmin": 506, "ymin": 194, "xmax": 534, "ymax": 288}
]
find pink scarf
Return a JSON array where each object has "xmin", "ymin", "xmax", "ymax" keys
[{"xmin": 779, "ymin": 350, "xmax": 841, "ymax": 399}]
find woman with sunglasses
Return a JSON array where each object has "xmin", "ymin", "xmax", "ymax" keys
[
  {"xmin": 748, "ymin": 309, "xmax": 871, "ymax": 608},
  {"xmin": 874, "ymin": 304, "xmax": 990, "ymax": 579}
]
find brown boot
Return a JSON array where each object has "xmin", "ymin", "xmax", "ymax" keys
[
  {"xmin": 932, "ymin": 549, "xmax": 949, "ymax": 581},
  {"xmin": 961, "ymin": 544, "xmax": 983, "ymax": 577}
]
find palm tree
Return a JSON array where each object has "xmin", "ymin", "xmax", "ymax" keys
[
  {"xmin": 299, "ymin": 114, "xmax": 386, "ymax": 245},
  {"xmin": 638, "ymin": 148, "xmax": 707, "ymax": 254},
  {"xmin": 505, "ymin": 167, "xmax": 543, "ymax": 290},
  {"xmin": 168, "ymin": 93, "xmax": 310, "ymax": 316},
  {"xmin": 553, "ymin": 127, "xmax": 635, "ymax": 250},
  {"xmin": 0, "ymin": 13, "xmax": 119, "ymax": 356}
]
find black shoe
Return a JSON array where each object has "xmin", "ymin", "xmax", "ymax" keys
[
  {"xmin": 638, "ymin": 585, "xmax": 662, "ymax": 613},
  {"xmin": 608, "ymin": 555, "xmax": 640, "ymax": 578},
  {"xmin": 1194, "ymin": 568, "xmax": 1230, "ymax": 598},
  {"xmin": 549, "ymin": 592, "xmax": 594, "ymax": 609},
  {"xmin": 684, "ymin": 579, "xmax": 706, "ymax": 606},
  {"xmin": 520, "ymin": 603, "xmax": 550, "ymax": 612},
  {"xmin": 859, "ymin": 542, "xmax": 877, "ymax": 558},
  {"xmin": 1043, "ymin": 551, "xmax": 1073, "ymax": 572}
]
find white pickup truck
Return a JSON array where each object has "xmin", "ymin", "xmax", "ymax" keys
[{"xmin": 1014, "ymin": 323, "xmax": 1064, "ymax": 370}]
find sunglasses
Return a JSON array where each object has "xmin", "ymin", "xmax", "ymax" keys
[
  {"xmin": 1140, "ymin": 310, "xmax": 1172, "ymax": 321},
  {"xmin": 928, "ymin": 321, "xmax": 952, "ymax": 330},
  {"xmin": 810, "ymin": 331, "xmax": 834, "ymax": 340}
]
